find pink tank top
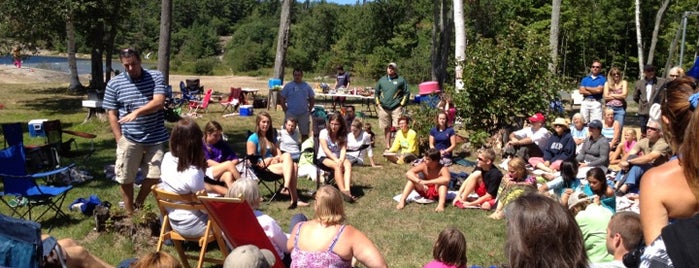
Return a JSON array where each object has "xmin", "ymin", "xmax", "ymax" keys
[{"xmin": 290, "ymin": 222, "xmax": 352, "ymax": 268}]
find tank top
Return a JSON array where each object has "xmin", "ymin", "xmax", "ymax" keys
[
  {"xmin": 606, "ymin": 84, "xmax": 624, "ymax": 107},
  {"xmin": 291, "ymin": 222, "xmax": 352, "ymax": 268},
  {"xmin": 601, "ymin": 123, "xmax": 615, "ymax": 140}
]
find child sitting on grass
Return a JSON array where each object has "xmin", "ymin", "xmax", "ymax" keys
[
  {"xmin": 396, "ymin": 148, "xmax": 451, "ymax": 212},
  {"xmin": 423, "ymin": 227, "xmax": 468, "ymax": 268}
]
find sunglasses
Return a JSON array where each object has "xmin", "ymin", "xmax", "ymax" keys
[
  {"xmin": 477, "ymin": 157, "xmax": 487, "ymax": 162},
  {"xmin": 591, "ymin": 66, "xmax": 601, "ymax": 69},
  {"xmin": 669, "ymin": 74, "xmax": 679, "ymax": 78},
  {"xmin": 647, "ymin": 126, "xmax": 660, "ymax": 132},
  {"xmin": 612, "ymin": 73, "xmax": 620, "ymax": 76}
]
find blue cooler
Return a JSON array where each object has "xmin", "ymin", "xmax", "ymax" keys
[
  {"xmin": 28, "ymin": 119, "xmax": 48, "ymax": 137},
  {"xmin": 413, "ymin": 95, "xmax": 422, "ymax": 103},
  {"xmin": 240, "ymin": 105, "xmax": 253, "ymax": 116},
  {"xmin": 268, "ymin": 78, "xmax": 282, "ymax": 89}
]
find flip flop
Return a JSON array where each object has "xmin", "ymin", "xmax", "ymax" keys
[{"xmin": 341, "ymin": 191, "xmax": 357, "ymax": 203}]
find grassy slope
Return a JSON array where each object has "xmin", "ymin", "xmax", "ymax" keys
[{"xmin": 0, "ymin": 82, "xmax": 507, "ymax": 267}]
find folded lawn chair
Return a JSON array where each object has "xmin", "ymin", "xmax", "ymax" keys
[
  {"xmin": 0, "ymin": 144, "xmax": 74, "ymax": 221},
  {"xmin": 197, "ymin": 196, "xmax": 284, "ymax": 268},
  {"xmin": 42, "ymin": 120, "xmax": 96, "ymax": 163},
  {"xmin": 0, "ymin": 213, "xmax": 67, "ymax": 268}
]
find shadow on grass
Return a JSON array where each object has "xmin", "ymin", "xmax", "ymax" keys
[{"xmin": 20, "ymin": 97, "xmax": 83, "ymax": 115}]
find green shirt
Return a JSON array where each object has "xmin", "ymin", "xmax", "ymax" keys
[
  {"xmin": 375, "ymin": 75, "xmax": 409, "ymax": 110},
  {"xmin": 576, "ymin": 204, "xmax": 614, "ymax": 262}
]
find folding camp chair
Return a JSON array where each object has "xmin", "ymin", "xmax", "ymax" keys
[
  {"xmin": 244, "ymin": 154, "xmax": 285, "ymax": 204},
  {"xmin": 186, "ymin": 79, "xmax": 204, "ymax": 99},
  {"xmin": 197, "ymin": 196, "xmax": 285, "ymax": 268},
  {"xmin": 220, "ymin": 87, "xmax": 243, "ymax": 114},
  {"xmin": 151, "ymin": 186, "xmax": 228, "ymax": 268},
  {"xmin": 2, "ymin": 122, "xmax": 23, "ymax": 148},
  {"xmin": 2, "ymin": 122, "xmax": 60, "ymax": 175},
  {"xmin": 0, "ymin": 144, "xmax": 74, "ymax": 221},
  {"xmin": 42, "ymin": 120, "xmax": 96, "ymax": 163},
  {"xmin": 187, "ymin": 88, "xmax": 213, "ymax": 116},
  {"xmin": 0, "ymin": 213, "xmax": 67, "ymax": 268}
]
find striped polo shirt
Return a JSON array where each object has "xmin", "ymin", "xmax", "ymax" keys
[{"xmin": 103, "ymin": 69, "xmax": 169, "ymax": 145}]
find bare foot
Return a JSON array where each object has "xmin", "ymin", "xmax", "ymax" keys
[
  {"xmin": 396, "ymin": 201, "xmax": 405, "ymax": 210},
  {"xmin": 488, "ymin": 211, "xmax": 504, "ymax": 220}
]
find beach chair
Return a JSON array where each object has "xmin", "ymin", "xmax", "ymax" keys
[
  {"xmin": 42, "ymin": 120, "xmax": 96, "ymax": 163},
  {"xmin": 2, "ymin": 122, "xmax": 23, "ymax": 148},
  {"xmin": 0, "ymin": 213, "xmax": 67, "ymax": 268},
  {"xmin": 185, "ymin": 79, "xmax": 204, "ymax": 99},
  {"xmin": 197, "ymin": 196, "xmax": 285, "ymax": 268},
  {"xmin": 220, "ymin": 87, "xmax": 243, "ymax": 114},
  {"xmin": 151, "ymin": 186, "xmax": 228, "ymax": 268},
  {"xmin": 0, "ymin": 144, "xmax": 74, "ymax": 221},
  {"xmin": 188, "ymin": 88, "xmax": 213, "ymax": 116}
]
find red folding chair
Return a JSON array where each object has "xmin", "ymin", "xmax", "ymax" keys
[
  {"xmin": 197, "ymin": 196, "xmax": 285, "ymax": 268},
  {"xmin": 220, "ymin": 87, "xmax": 243, "ymax": 114},
  {"xmin": 188, "ymin": 88, "xmax": 214, "ymax": 116}
]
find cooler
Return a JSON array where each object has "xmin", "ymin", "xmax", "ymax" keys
[
  {"xmin": 28, "ymin": 119, "xmax": 48, "ymax": 137},
  {"xmin": 268, "ymin": 78, "xmax": 282, "ymax": 89},
  {"xmin": 418, "ymin": 81, "xmax": 440, "ymax": 95},
  {"xmin": 240, "ymin": 105, "xmax": 253, "ymax": 116}
]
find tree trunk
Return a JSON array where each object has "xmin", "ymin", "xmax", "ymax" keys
[
  {"xmin": 431, "ymin": 0, "xmax": 450, "ymax": 86},
  {"xmin": 158, "ymin": 0, "xmax": 173, "ymax": 85},
  {"xmin": 66, "ymin": 16, "xmax": 82, "ymax": 92},
  {"xmin": 647, "ymin": 0, "xmax": 670, "ymax": 65},
  {"xmin": 635, "ymin": 0, "xmax": 644, "ymax": 78},
  {"xmin": 549, "ymin": 0, "xmax": 561, "ymax": 73},
  {"xmin": 453, "ymin": 0, "xmax": 465, "ymax": 92},
  {"xmin": 273, "ymin": 0, "xmax": 293, "ymax": 83},
  {"xmin": 664, "ymin": 25, "xmax": 683, "ymax": 77}
]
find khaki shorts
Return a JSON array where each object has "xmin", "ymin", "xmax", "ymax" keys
[
  {"xmin": 378, "ymin": 105, "xmax": 403, "ymax": 130},
  {"xmin": 286, "ymin": 112, "xmax": 310, "ymax": 136},
  {"xmin": 115, "ymin": 136, "xmax": 164, "ymax": 184}
]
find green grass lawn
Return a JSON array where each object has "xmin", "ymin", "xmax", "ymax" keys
[{"xmin": 0, "ymin": 82, "xmax": 507, "ymax": 267}]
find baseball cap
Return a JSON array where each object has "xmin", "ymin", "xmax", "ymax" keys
[
  {"xmin": 223, "ymin": 245, "xmax": 276, "ymax": 268},
  {"xmin": 528, "ymin": 112, "xmax": 545, "ymax": 123},
  {"xmin": 388, "ymin": 62, "xmax": 398, "ymax": 70},
  {"xmin": 588, "ymin": 119, "xmax": 603, "ymax": 129}
]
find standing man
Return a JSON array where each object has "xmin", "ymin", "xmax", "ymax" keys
[
  {"xmin": 633, "ymin": 65, "xmax": 665, "ymax": 137},
  {"xmin": 375, "ymin": 62, "xmax": 410, "ymax": 149},
  {"xmin": 579, "ymin": 60, "xmax": 607, "ymax": 123},
  {"xmin": 280, "ymin": 68, "xmax": 315, "ymax": 141},
  {"xmin": 332, "ymin": 65, "xmax": 351, "ymax": 109},
  {"xmin": 103, "ymin": 48, "xmax": 169, "ymax": 215}
]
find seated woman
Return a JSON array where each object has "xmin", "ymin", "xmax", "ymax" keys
[
  {"xmin": 347, "ymin": 120, "xmax": 379, "ymax": 167},
  {"xmin": 576, "ymin": 119, "xmax": 610, "ymax": 174},
  {"xmin": 609, "ymin": 128, "xmax": 638, "ymax": 166},
  {"xmin": 383, "ymin": 116, "xmax": 419, "ymax": 164},
  {"xmin": 570, "ymin": 113, "xmax": 589, "ymax": 154},
  {"xmin": 317, "ymin": 113, "xmax": 355, "ymax": 201},
  {"xmin": 278, "ymin": 118, "xmax": 302, "ymax": 161},
  {"xmin": 287, "ymin": 185, "xmax": 387, "ymax": 268},
  {"xmin": 452, "ymin": 148, "xmax": 502, "ymax": 210},
  {"xmin": 227, "ymin": 179, "xmax": 307, "ymax": 266},
  {"xmin": 488, "ymin": 157, "xmax": 536, "ymax": 220},
  {"xmin": 396, "ymin": 149, "xmax": 451, "ymax": 212},
  {"xmin": 528, "ymin": 117, "xmax": 576, "ymax": 173},
  {"xmin": 429, "ymin": 112, "xmax": 456, "ymax": 166},
  {"xmin": 584, "ymin": 167, "xmax": 616, "ymax": 213},
  {"xmin": 601, "ymin": 108, "xmax": 621, "ymax": 150},
  {"xmin": 160, "ymin": 118, "xmax": 215, "ymax": 238},
  {"xmin": 202, "ymin": 121, "xmax": 240, "ymax": 195},
  {"xmin": 538, "ymin": 159, "xmax": 581, "ymax": 199},
  {"xmin": 246, "ymin": 112, "xmax": 307, "ymax": 209}
]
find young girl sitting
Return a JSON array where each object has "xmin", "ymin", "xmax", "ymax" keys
[
  {"xmin": 609, "ymin": 128, "xmax": 638, "ymax": 166},
  {"xmin": 423, "ymin": 227, "xmax": 468, "ymax": 268}
]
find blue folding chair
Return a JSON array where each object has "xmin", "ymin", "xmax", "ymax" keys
[
  {"xmin": 2, "ymin": 122, "xmax": 23, "ymax": 148},
  {"xmin": 0, "ymin": 213, "xmax": 67, "ymax": 268},
  {"xmin": 0, "ymin": 144, "xmax": 73, "ymax": 221}
]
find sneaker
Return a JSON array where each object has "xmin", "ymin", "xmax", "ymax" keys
[{"xmin": 118, "ymin": 201, "xmax": 125, "ymax": 208}]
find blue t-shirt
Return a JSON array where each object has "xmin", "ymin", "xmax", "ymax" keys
[
  {"xmin": 429, "ymin": 127, "xmax": 455, "ymax": 157},
  {"xmin": 247, "ymin": 133, "xmax": 275, "ymax": 159},
  {"xmin": 280, "ymin": 81, "xmax": 314, "ymax": 116},
  {"xmin": 583, "ymin": 184, "xmax": 616, "ymax": 213},
  {"xmin": 579, "ymin": 75, "xmax": 607, "ymax": 100},
  {"xmin": 103, "ymin": 69, "xmax": 169, "ymax": 144}
]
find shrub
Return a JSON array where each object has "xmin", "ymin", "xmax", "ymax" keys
[{"xmin": 194, "ymin": 58, "xmax": 216, "ymax": 75}]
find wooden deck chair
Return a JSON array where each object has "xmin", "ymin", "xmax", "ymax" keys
[
  {"xmin": 197, "ymin": 196, "xmax": 285, "ymax": 268},
  {"xmin": 220, "ymin": 87, "xmax": 243, "ymax": 114},
  {"xmin": 188, "ymin": 88, "xmax": 213, "ymax": 116},
  {"xmin": 151, "ymin": 186, "xmax": 228, "ymax": 268}
]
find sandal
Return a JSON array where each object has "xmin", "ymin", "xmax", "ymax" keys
[{"xmin": 341, "ymin": 191, "xmax": 357, "ymax": 203}]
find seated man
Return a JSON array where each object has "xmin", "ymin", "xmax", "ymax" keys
[
  {"xmin": 595, "ymin": 212, "xmax": 643, "ymax": 268},
  {"xmin": 452, "ymin": 148, "xmax": 503, "ymax": 210},
  {"xmin": 615, "ymin": 120, "xmax": 671, "ymax": 194},
  {"xmin": 278, "ymin": 118, "xmax": 301, "ymax": 161},
  {"xmin": 383, "ymin": 116, "xmax": 419, "ymax": 164},
  {"xmin": 396, "ymin": 149, "xmax": 451, "ymax": 212},
  {"xmin": 343, "ymin": 105, "xmax": 356, "ymax": 128},
  {"xmin": 504, "ymin": 112, "xmax": 550, "ymax": 162}
]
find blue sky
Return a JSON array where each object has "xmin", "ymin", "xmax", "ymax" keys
[{"xmin": 325, "ymin": 0, "xmax": 364, "ymax": 5}]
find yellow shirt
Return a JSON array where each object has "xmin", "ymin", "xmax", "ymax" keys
[{"xmin": 389, "ymin": 129, "xmax": 418, "ymax": 155}]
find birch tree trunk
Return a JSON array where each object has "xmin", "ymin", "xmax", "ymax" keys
[
  {"xmin": 273, "ymin": 0, "xmax": 293, "ymax": 83},
  {"xmin": 454, "ymin": 0, "xmax": 465, "ymax": 92},
  {"xmin": 647, "ymin": 0, "xmax": 670, "ymax": 65},
  {"xmin": 158, "ymin": 0, "xmax": 173, "ymax": 85},
  {"xmin": 635, "ymin": 0, "xmax": 644, "ymax": 78},
  {"xmin": 549, "ymin": 0, "xmax": 561, "ymax": 73},
  {"xmin": 66, "ymin": 16, "xmax": 82, "ymax": 92}
]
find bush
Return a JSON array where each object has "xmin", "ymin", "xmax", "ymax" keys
[{"xmin": 194, "ymin": 58, "xmax": 216, "ymax": 75}]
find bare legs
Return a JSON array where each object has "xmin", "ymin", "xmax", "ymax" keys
[
  {"xmin": 322, "ymin": 158, "xmax": 355, "ymax": 200},
  {"xmin": 209, "ymin": 160, "xmax": 241, "ymax": 188},
  {"xmin": 41, "ymin": 236, "xmax": 114, "ymax": 268},
  {"xmin": 120, "ymin": 178, "xmax": 158, "ymax": 215},
  {"xmin": 453, "ymin": 173, "xmax": 480, "ymax": 205},
  {"xmin": 396, "ymin": 176, "xmax": 446, "ymax": 212},
  {"xmin": 268, "ymin": 153, "xmax": 308, "ymax": 208}
]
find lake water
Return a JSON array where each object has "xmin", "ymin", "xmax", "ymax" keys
[{"xmin": 0, "ymin": 55, "xmax": 153, "ymax": 74}]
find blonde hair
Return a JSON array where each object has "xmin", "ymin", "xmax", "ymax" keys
[
  {"xmin": 227, "ymin": 179, "xmax": 261, "ymax": 209},
  {"xmin": 131, "ymin": 252, "xmax": 183, "ymax": 268},
  {"xmin": 507, "ymin": 157, "xmax": 528, "ymax": 180},
  {"xmin": 314, "ymin": 185, "xmax": 346, "ymax": 225}
]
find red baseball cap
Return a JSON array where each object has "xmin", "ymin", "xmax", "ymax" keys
[{"xmin": 528, "ymin": 112, "xmax": 545, "ymax": 123}]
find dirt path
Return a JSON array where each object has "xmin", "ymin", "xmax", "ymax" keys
[{"xmin": 0, "ymin": 65, "xmax": 270, "ymax": 95}]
